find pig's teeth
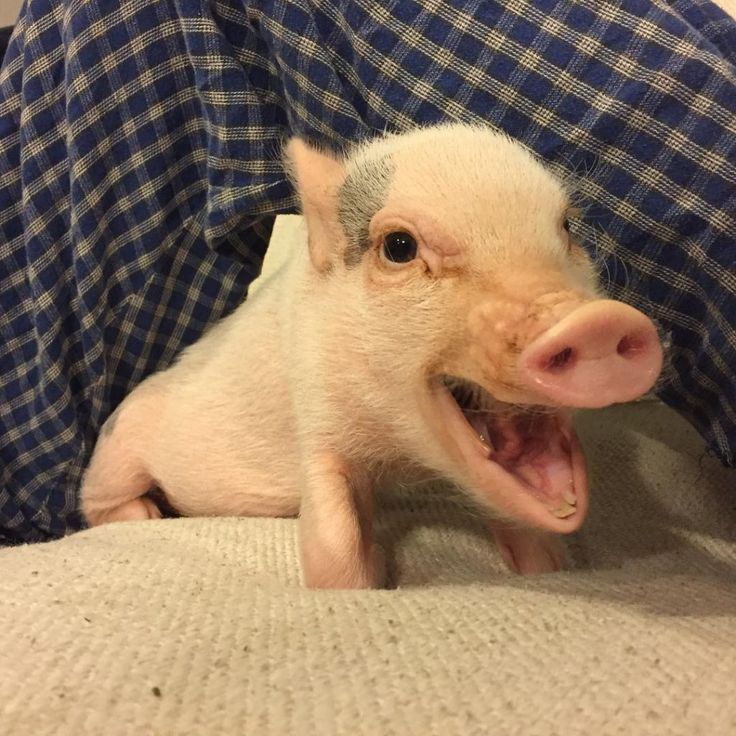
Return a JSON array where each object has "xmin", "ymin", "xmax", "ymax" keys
[
  {"xmin": 465, "ymin": 413, "xmax": 494, "ymax": 451},
  {"xmin": 551, "ymin": 501, "xmax": 576, "ymax": 519},
  {"xmin": 563, "ymin": 488, "xmax": 577, "ymax": 506}
]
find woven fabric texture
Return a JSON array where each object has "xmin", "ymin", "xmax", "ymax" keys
[{"xmin": 1, "ymin": 0, "xmax": 736, "ymax": 544}]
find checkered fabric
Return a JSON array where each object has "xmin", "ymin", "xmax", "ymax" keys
[{"xmin": 1, "ymin": 0, "xmax": 735, "ymax": 543}]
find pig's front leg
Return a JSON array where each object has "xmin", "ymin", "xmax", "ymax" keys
[
  {"xmin": 490, "ymin": 524, "xmax": 567, "ymax": 575},
  {"xmin": 299, "ymin": 452, "xmax": 384, "ymax": 589}
]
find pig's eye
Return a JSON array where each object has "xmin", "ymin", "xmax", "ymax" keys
[
  {"xmin": 562, "ymin": 218, "xmax": 570, "ymax": 232},
  {"xmin": 382, "ymin": 231, "xmax": 418, "ymax": 264}
]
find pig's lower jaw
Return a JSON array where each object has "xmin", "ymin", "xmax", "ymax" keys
[{"xmin": 431, "ymin": 376, "xmax": 589, "ymax": 533}]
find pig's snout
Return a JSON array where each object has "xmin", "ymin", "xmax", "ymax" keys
[{"xmin": 519, "ymin": 300, "xmax": 662, "ymax": 408}]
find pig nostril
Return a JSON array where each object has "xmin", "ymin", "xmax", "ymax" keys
[
  {"xmin": 616, "ymin": 335, "xmax": 642, "ymax": 358},
  {"xmin": 545, "ymin": 347, "xmax": 575, "ymax": 372}
]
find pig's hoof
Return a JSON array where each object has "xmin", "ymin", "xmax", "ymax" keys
[
  {"xmin": 492, "ymin": 528, "xmax": 566, "ymax": 575},
  {"xmin": 87, "ymin": 496, "xmax": 162, "ymax": 526},
  {"xmin": 301, "ymin": 544, "xmax": 387, "ymax": 589}
]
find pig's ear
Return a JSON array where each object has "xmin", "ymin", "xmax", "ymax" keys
[{"xmin": 284, "ymin": 138, "xmax": 346, "ymax": 273}]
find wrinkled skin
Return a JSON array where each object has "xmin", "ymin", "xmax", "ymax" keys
[{"xmin": 81, "ymin": 124, "xmax": 662, "ymax": 588}]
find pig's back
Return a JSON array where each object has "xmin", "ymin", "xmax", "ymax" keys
[{"xmin": 142, "ymin": 260, "xmax": 304, "ymax": 517}]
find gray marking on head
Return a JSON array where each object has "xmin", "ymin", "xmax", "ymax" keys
[
  {"xmin": 338, "ymin": 155, "xmax": 395, "ymax": 267},
  {"xmin": 101, "ymin": 407, "xmax": 121, "ymax": 438}
]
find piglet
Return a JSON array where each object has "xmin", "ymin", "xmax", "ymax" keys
[{"xmin": 81, "ymin": 124, "xmax": 663, "ymax": 587}]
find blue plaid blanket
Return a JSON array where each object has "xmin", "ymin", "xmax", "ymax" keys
[{"xmin": 1, "ymin": 0, "xmax": 735, "ymax": 543}]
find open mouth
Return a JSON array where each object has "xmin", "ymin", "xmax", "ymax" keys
[{"xmin": 430, "ymin": 375, "xmax": 589, "ymax": 533}]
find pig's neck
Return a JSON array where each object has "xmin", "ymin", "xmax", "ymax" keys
[{"xmin": 278, "ymin": 248, "xmax": 411, "ymax": 471}]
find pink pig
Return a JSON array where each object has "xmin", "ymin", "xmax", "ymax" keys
[{"xmin": 81, "ymin": 124, "xmax": 663, "ymax": 587}]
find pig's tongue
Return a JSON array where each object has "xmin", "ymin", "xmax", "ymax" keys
[
  {"xmin": 433, "ymin": 380, "xmax": 588, "ymax": 532},
  {"xmin": 478, "ymin": 414, "xmax": 577, "ymax": 519}
]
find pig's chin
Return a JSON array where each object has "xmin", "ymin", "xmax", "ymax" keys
[{"xmin": 429, "ymin": 376, "xmax": 588, "ymax": 534}]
